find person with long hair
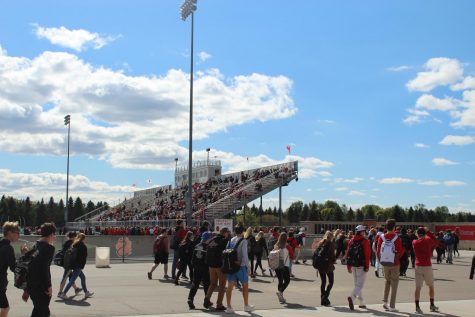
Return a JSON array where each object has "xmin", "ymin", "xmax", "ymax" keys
[
  {"xmin": 244, "ymin": 227, "xmax": 256, "ymax": 278},
  {"xmin": 59, "ymin": 233, "xmax": 94, "ymax": 299},
  {"xmin": 175, "ymin": 231, "xmax": 194, "ymax": 285},
  {"xmin": 58, "ymin": 232, "xmax": 81, "ymax": 297},
  {"xmin": 274, "ymin": 232, "xmax": 291, "ymax": 304},
  {"xmin": 316, "ymin": 231, "xmax": 336, "ymax": 306},
  {"xmin": 253, "ymin": 231, "xmax": 269, "ymax": 276}
]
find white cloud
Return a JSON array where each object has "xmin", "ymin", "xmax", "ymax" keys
[
  {"xmin": 335, "ymin": 187, "xmax": 348, "ymax": 192},
  {"xmin": 414, "ymin": 143, "xmax": 430, "ymax": 148},
  {"xmin": 432, "ymin": 157, "xmax": 458, "ymax": 166},
  {"xmin": 198, "ymin": 51, "xmax": 212, "ymax": 62},
  {"xmin": 451, "ymin": 90, "xmax": 475, "ymax": 128},
  {"xmin": 348, "ymin": 190, "xmax": 365, "ymax": 196},
  {"xmin": 387, "ymin": 65, "xmax": 412, "ymax": 72},
  {"xmin": 34, "ymin": 24, "xmax": 118, "ymax": 52},
  {"xmin": 0, "ymin": 48, "xmax": 303, "ymax": 171},
  {"xmin": 406, "ymin": 58, "xmax": 464, "ymax": 92},
  {"xmin": 439, "ymin": 135, "xmax": 475, "ymax": 146},
  {"xmin": 334, "ymin": 177, "xmax": 364, "ymax": 183},
  {"xmin": 451, "ymin": 76, "xmax": 475, "ymax": 91},
  {"xmin": 415, "ymin": 94, "xmax": 457, "ymax": 111},
  {"xmin": 317, "ymin": 119, "xmax": 335, "ymax": 124},
  {"xmin": 315, "ymin": 171, "xmax": 332, "ymax": 177},
  {"xmin": 444, "ymin": 181, "xmax": 466, "ymax": 187},
  {"xmin": 403, "ymin": 108, "xmax": 430, "ymax": 125},
  {"xmin": 379, "ymin": 177, "xmax": 414, "ymax": 184},
  {"xmin": 418, "ymin": 180, "xmax": 440, "ymax": 186}
]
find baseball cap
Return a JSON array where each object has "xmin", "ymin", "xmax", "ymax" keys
[{"xmin": 355, "ymin": 225, "xmax": 366, "ymax": 232}]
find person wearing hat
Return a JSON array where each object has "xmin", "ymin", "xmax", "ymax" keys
[
  {"xmin": 345, "ymin": 225, "xmax": 371, "ymax": 311},
  {"xmin": 412, "ymin": 227, "xmax": 440, "ymax": 314}
]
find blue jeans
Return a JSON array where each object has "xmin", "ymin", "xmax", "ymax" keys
[{"xmin": 63, "ymin": 269, "xmax": 88, "ymax": 295}]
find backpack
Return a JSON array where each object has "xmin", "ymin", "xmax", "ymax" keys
[
  {"xmin": 63, "ymin": 247, "xmax": 78, "ymax": 270},
  {"xmin": 206, "ymin": 236, "xmax": 223, "ymax": 268},
  {"xmin": 296, "ymin": 234, "xmax": 303, "ymax": 246},
  {"xmin": 53, "ymin": 249, "xmax": 65, "ymax": 267},
  {"xmin": 346, "ymin": 239, "xmax": 365, "ymax": 267},
  {"xmin": 153, "ymin": 236, "xmax": 165, "ymax": 254},
  {"xmin": 221, "ymin": 238, "xmax": 244, "ymax": 274},
  {"xmin": 170, "ymin": 228, "xmax": 181, "ymax": 250},
  {"xmin": 380, "ymin": 235, "xmax": 398, "ymax": 266},
  {"xmin": 14, "ymin": 245, "xmax": 39, "ymax": 290},
  {"xmin": 268, "ymin": 248, "xmax": 287, "ymax": 270},
  {"xmin": 192, "ymin": 242, "xmax": 207, "ymax": 266},
  {"xmin": 312, "ymin": 244, "xmax": 329, "ymax": 270}
]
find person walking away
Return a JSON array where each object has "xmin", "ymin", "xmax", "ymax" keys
[
  {"xmin": 313, "ymin": 230, "xmax": 336, "ymax": 306},
  {"xmin": 253, "ymin": 231, "xmax": 269, "ymax": 276},
  {"xmin": 24, "ymin": 223, "xmax": 56, "ymax": 317},
  {"xmin": 171, "ymin": 220, "xmax": 187, "ymax": 279},
  {"xmin": 58, "ymin": 232, "xmax": 81, "ymax": 297},
  {"xmin": 286, "ymin": 231, "xmax": 298, "ymax": 277},
  {"xmin": 408, "ymin": 229, "xmax": 417, "ymax": 268},
  {"xmin": 398, "ymin": 228, "xmax": 411, "ymax": 276},
  {"xmin": 443, "ymin": 230, "xmax": 454, "ymax": 264},
  {"xmin": 175, "ymin": 231, "xmax": 194, "ymax": 285},
  {"xmin": 345, "ymin": 225, "xmax": 371, "ymax": 311},
  {"xmin": 187, "ymin": 226, "xmax": 210, "ymax": 309},
  {"xmin": 470, "ymin": 254, "xmax": 475, "ymax": 280},
  {"xmin": 59, "ymin": 233, "xmax": 94, "ymax": 299},
  {"xmin": 453, "ymin": 228, "xmax": 460, "ymax": 257},
  {"xmin": 224, "ymin": 224, "xmax": 254, "ymax": 313},
  {"xmin": 273, "ymin": 233, "xmax": 291, "ymax": 304},
  {"xmin": 244, "ymin": 227, "xmax": 256, "ymax": 278},
  {"xmin": 204, "ymin": 227, "xmax": 230, "ymax": 311},
  {"xmin": 373, "ymin": 228, "xmax": 384, "ymax": 277},
  {"xmin": 412, "ymin": 227, "xmax": 440, "ymax": 314},
  {"xmin": 435, "ymin": 232, "xmax": 445, "ymax": 264},
  {"xmin": 148, "ymin": 228, "xmax": 169, "ymax": 279},
  {"xmin": 335, "ymin": 231, "xmax": 346, "ymax": 260},
  {"xmin": 294, "ymin": 227, "xmax": 307, "ymax": 264},
  {"xmin": 368, "ymin": 228, "xmax": 377, "ymax": 267},
  {"xmin": 377, "ymin": 219, "xmax": 405, "ymax": 312},
  {"xmin": 0, "ymin": 222, "xmax": 27, "ymax": 317}
]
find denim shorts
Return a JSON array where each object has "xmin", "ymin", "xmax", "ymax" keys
[{"xmin": 227, "ymin": 266, "xmax": 248, "ymax": 284}]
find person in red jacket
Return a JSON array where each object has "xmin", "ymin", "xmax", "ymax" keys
[
  {"xmin": 346, "ymin": 225, "xmax": 371, "ymax": 310},
  {"xmin": 412, "ymin": 227, "xmax": 440, "ymax": 314},
  {"xmin": 376, "ymin": 219, "xmax": 405, "ymax": 312}
]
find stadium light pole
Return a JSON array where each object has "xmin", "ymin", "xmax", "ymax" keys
[
  {"xmin": 181, "ymin": 0, "xmax": 197, "ymax": 227},
  {"xmin": 174, "ymin": 157, "xmax": 179, "ymax": 187},
  {"xmin": 64, "ymin": 114, "xmax": 71, "ymax": 226}
]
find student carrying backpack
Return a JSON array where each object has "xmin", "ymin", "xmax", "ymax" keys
[
  {"xmin": 221, "ymin": 238, "xmax": 244, "ymax": 274},
  {"xmin": 313, "ymin": 231, "xmax": 336, "ymax": 306},
  {"xmin": 346, "ymin": 239, "xmax": 365, "ymax": 267},
  {"xmin": 379, "ymin": 235, "xmax": 398, "ymax": 266}
]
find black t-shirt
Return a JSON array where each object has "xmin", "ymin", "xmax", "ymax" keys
[
  {"xmin": 0, "ymin": 239, "xmax": 15, "ymax": 289},
  {"xmin": 27, "ymin": 240, "xmax": 55, "ymax": 292}
]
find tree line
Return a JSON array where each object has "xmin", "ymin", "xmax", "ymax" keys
[{"xmin": 0, "ymin": 195, "xmax": 109, "ymax": 227}]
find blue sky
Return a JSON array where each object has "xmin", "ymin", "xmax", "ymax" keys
[{"xmin": 0, "ymin": 0, "xmax": 474, "ymax": 212}]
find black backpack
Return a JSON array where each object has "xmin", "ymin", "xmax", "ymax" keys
[
  {"xmin": 312, "ymin": 244, "xmax": 330, "ymax": 270},
  {"xmin": 14, "ymin": 245, "xmax": 39, "ymax": 290},
  {"xmin": 346, "ymin": 239, "xmax": 365, "ymax": 267},
  {"xmin": 63, "ymin": 247, "xmax": 78, "ymax": 270},
  {"xmin": 206, "ymin": 236, "xmax": 223, "ymax": 268},
  {"xmin": 53, "ymin": 249, "xmax": 65, "ymax": 267},
  {"xmin": 192, "ymin": 241, "xmax": 207, "ymax": 266},
  {"xmin": 221, "ymin": 238, "xmax": 244, "ymax": 274}
]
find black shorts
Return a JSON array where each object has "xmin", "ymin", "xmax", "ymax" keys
[
  {"xmin": 0, "ymin": 289, "xmax": 8, "ymax": 309},
  {"xmin": 154, "ymin": 252, "xmax": 168, "ymax": 264}
]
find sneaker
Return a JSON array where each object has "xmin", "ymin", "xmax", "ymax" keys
[
  {"xmin": 294, "ymin": 261, "xmax": 301, "ymax": 264},
  {"xmin": 359, "ymin": 305, "xmax": 367, "ymax": 309},
  {"xmin": 383, "ymin": 303, "xmax": 389, "ymax": 311},
  {"xmin": 182, "ymin": 275, "xmax": 189, "ymax": 280},
  {"xmin": 415, "ymin": 307, "xmax": 424, "ymax": 314},
  {"xmin": 375, "ymin": 271, "xmax": 379, "ymax": 277},
  {"xmin": 57, "ymin": 292, "xmax": 62, "ymax": 298},
  {"xmin": 58, "ymin": 293, "xmax": 69, "ymax": 300},
  {"xmin": 244, "ymin": 304, "xmax": 255, "ymax": 312},
  {"xmin": 147, "ymin": 272, "xmax": 152, "ymax": 280},
  {"xmin": 225, "ymin": 306, "xmax": 235, "ymax": 313},
  {"xmin": 430, "ymin": 305, "xmax": 439, "ymax": 312},
  {"xmin": 388, "ymin": 307, "xmax": 399, "ymax": 312},
  {"xmin": 348, "ymin": 297, "xmax": 354, "ymax": 311},
  {"xmin": 203, "ymin": 297, "xmax": 213, "ymax": 309},
  {"xmin": 276, "ymin": 292, "xmax": 283, "ymax": 303},
  {"xmin": 84, "ymin": 291, "xmax": 94, "ymax": 298},
  {"xmin": 215, "ymin": 305, "xmax": 226, "ymax": 311},
  {"xmin": 303, "ymin": 259, "xmax": 307, "ymax": 264},
  {"xmin": 164, "ymin": 274, "xmax": 170, "ymax": 279},
  {"xmin": 187, "ymin": 300, "xmax": 195, "ymax": 310},
  {"xmin": 290, "ymin": 274, "xmax": 295, "ymax": 278},
  {"xmin": 75, "ymin": 288, "xmax": 83, "ymax": 295}
]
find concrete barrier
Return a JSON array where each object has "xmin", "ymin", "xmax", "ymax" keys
[{"xmin": 95, "ymin": 247, "xmax": 110, "ymax": 268}]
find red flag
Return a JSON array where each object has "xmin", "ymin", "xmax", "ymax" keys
[{"xmin": 286, "ymin": 145, "xmax": 291, "ymax": 154}]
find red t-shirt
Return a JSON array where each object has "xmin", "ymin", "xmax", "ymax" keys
[
  {"xmin": 412, "ymin": 231, "xmax": 439, "ymax": 267},
  {"xmin": 376, "ymin": 232, "xmax": 405, "ymax": 266}
]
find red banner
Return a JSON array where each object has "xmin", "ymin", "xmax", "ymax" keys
[{"xmin": 434, "ymin": 225, "xmax": 475, "ymax": 240}]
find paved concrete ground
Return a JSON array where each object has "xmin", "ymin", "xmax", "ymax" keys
[{"xmin": 6, "ymin": 251, "xmax": 474, "ymax": 317}]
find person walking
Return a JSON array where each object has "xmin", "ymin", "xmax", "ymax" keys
[
  {"xmin": 287, "ymin": 231, "xmax": 298, "ymax": 277},
  {"xmin": 345, "ymin": 225, "xmax": 371, "ymax": 311},
  {"xmin": 435, "ymin": 232, "xmax": 445, "ymax": 264},
  {"xmin": 225, "ymin": 224, "xmax": 254, "ymax": 313},
  {"xmin": 148, "ymin": 228, "xmax": 169, "ymax": 279},
  {"xmin": 244, "ymin": 227, "xmax": 256, "ymax": 278},
  {"xmin": 453, "ymin": 228, "xmax": 460, "ymax": 257},
  {"xmin": 294, "ymin": 227, "xmax": 307, "ymax": 264},
  {"xmin": 412, "ymin": 227, "xmax": 440, "ymax": 314},
  {"xmin": 171, "ymin": 220, "xmax": 187, "ymax": 280},
  {"xmin": 187, "ymin": 227, "xmax": 210, "ymax": 310},
  {"xmin": 315, "ymin": 230, "xmax": 336, "ymax": 306},
  {"xmin": 59, "ymin": 233, "xmax": 93, "ymax": 300},
  {"xmin": 443, "ymin": 230, "xmax": 454, "ymax": 264},
  {"xmin": 273, "ymin": 232, "xmax": 291, "ymax": 304},
  {"xmin": 204, "ymin": 227, "xmax": 230, "ymax": 311},
  {"xmin": 376, "ymin": 219, "xmax": 405, "ymax": 312},
  {"xmin": 24, "ymin": 223, "xmax": 56, "ymax": 317},
  {"xmin": 253, "ymin": 231, "xmax": 269, "ymax": 276},
  {"xmin": 0, "ymin": 222, "xmax": 27, "ymax": 317},
  {"xmin": 373, "ymin": 228, "xmax": 384, "ymax": 277},
  {"xmin": 175, "ymin": 231, "xmax": 195, "ymax": 285},
  {"xmin": 57, "ymin": 232, "xmax": 81, "ymax": 297},
  {"xmin": 398, "ymin": 228, "xmax": 411, "ymax": 276}
]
